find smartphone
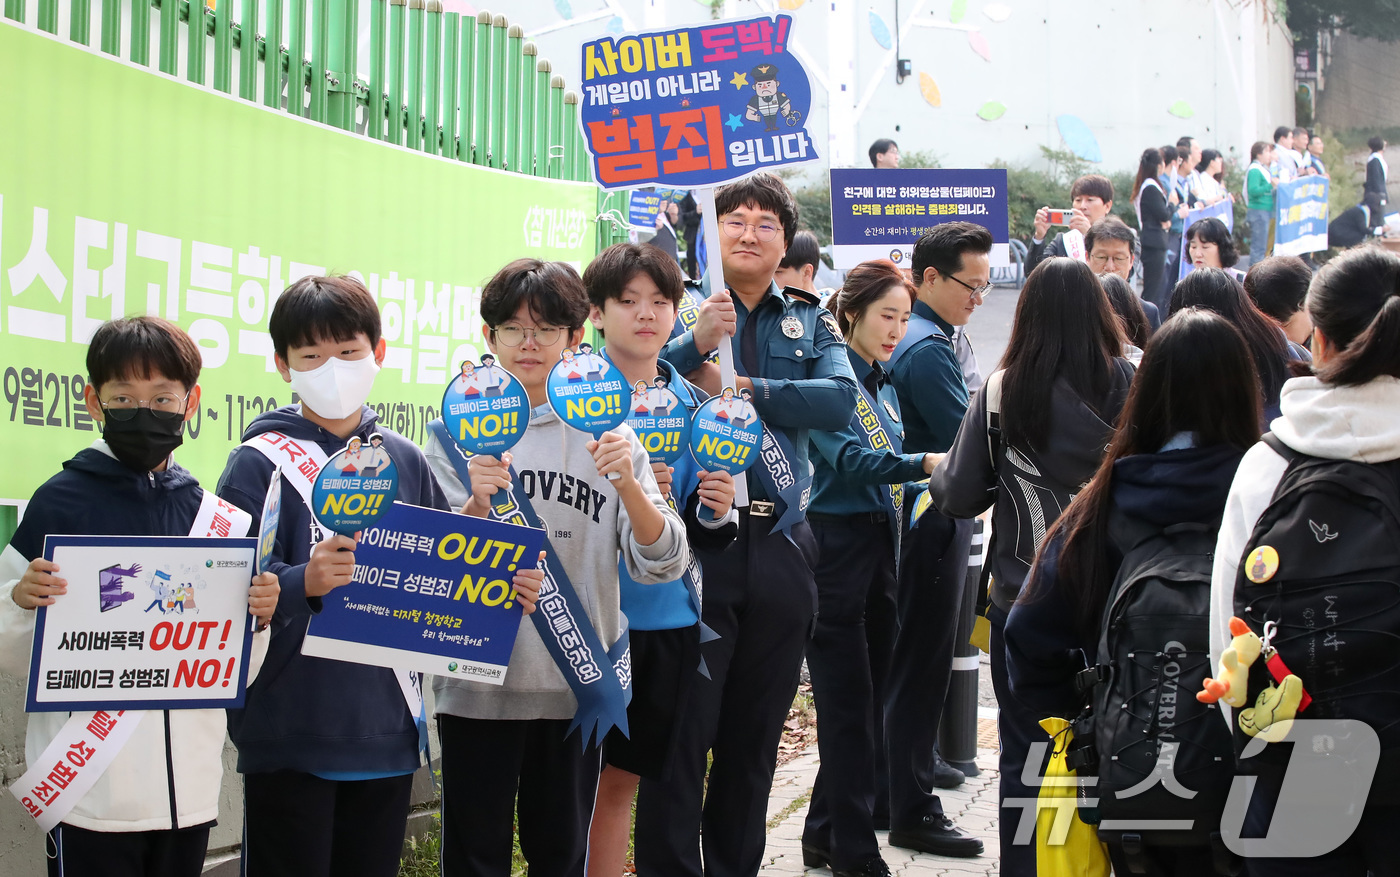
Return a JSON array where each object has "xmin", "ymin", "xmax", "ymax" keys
[{"xmin": 1046, "ymin": 208, "xmax": 1075, "ymax": 226}]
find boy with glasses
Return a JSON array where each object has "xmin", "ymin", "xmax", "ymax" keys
[
  {"xmin": 637, "ymin": 172, "xmax": 858, "ymax": 877},
  {"xmin": 1, "ymin": 316, "xmax": 279, "ymax": 877}
]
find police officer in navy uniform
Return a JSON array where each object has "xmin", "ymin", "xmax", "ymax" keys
[
  {"xmin": 881, "ymin": 222, "xmax": 992, "ymax": 858},
  {"xmin": 635, "ymin": 173, "xmax": 859, "ymax": 877},
  {"xmin": 800, "ymin": 260, "xmax": 941, "ymax": 877}
]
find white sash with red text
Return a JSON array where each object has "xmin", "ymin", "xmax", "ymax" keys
[{"xmin": 9, "ymin": 490, "xmax": 251, "ymax": 831}]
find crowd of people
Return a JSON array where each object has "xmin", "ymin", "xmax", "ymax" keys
[{"xmin": 3, "ymin": 161, "xmax": 1400, "ymax": 877}]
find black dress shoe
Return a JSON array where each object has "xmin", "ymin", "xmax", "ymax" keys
[
  {"xmin": 888, "ymin": 814, "xmax": 984, "ymax": 857},
  {"xmin": 932, "ymin": 750, "xmax": 966, "ymax": 789},
  {"xmin": 801, "ymin": 840, "xmax": 830, "ymax": 869},
  {"xmin": 832, "ymin": 857, "xmax": 892, "ymax": 877}
]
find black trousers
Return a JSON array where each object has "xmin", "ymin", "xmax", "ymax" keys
[
  {"xmin": 1241, "ymin": 773, "xmax": 1400, "ymax": 877},
  {"xmin": 683, "ymin": 226, "xmax": 699, "ymax": 278},
  {"xmin": 989, "ymin": 603, "xmax": 1046, "ymax": 877},
  {"xmin": 47, "ymin": 822, "xmax": 210, "ymax": 877},
  {"xmin": 884, "ymin": 506, "xmax": 972, "ymax": 829},
  {"xmin": 438, "ymin": 715, "xmax": 600, "ymax": 877},
  {"xmin": 634, "ymin": 513, "xmax": 819, "ymax": 877},
  {"xmin": 802, "ymin": 516, "xmax": 897, "ymax": 867},
  {"xmin": 241, "ymin": 770, "xmax": 413, "ymax": 877},
  {"xmin": 1141, "ymin": 245, "xmax": 1169, "ymax": 314}
]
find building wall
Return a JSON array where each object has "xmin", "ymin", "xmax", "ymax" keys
[
  {"xmin": 517, "ymin": 0, "xmax": 1294, "ymax": 178},
  {"xmin": 1316, "ymin": 31, "xmax": 1400, "ymax": 132}
]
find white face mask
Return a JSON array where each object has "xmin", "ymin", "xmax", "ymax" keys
[{"xmin": 289, "ymin": 355, "xmax": 380, "ymax": 420}]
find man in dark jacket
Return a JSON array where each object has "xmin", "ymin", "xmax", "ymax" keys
[
  {"xmin": 650, "ymin": 201, "xmax": 681, "ymax": 265},
  {"xmin": 679, "ymin": 193, "xmax": 702, "ymax": 279},
  {"xmin": 1364, "ymin": 135, "xmax": 1388, "ymax": 232},
  {"xmin": 1026, "ymin": 175, "xmax": 1115, "ymax": 274}
]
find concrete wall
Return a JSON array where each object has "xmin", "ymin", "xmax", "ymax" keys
[
  {"xmin": 512, "ymin": 0, "xmax": 1294, "ymax": 178},
  {"xmin": 1316, "ymin": 31, "xmax": 1400, "ymax": 132}
]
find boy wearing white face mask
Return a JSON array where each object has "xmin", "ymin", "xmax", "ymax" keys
[{"xmin": 214, "ymin": 275, "xmax": 452, "ymax": 877}]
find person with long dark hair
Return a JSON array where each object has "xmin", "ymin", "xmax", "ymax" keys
[
  {"xmin": 1134, "ymin": 148, "xmax": 1172, "ymax": 306},
  {"xmin": 928, "ymin": 257, "xmax": 1134, "ymax": 877},
  {"xmin": 1005, "ymin": 308, "xmax": 1261, "ymax": 874},
  {"xmin": 1098, "ymin": 272, "xmax": 1151, "ymax": 364},
  {"xmin": 1210, "ymin": 246, "xmax": 1400, "ymax": 876},
  {"xmin": 1193, "ymin": 149, "xmax": 1230, "ymax": 206},
  {"xmin": 1168, "ymin": 266, "xmax": 1292, "ymax": 420},
  {"xmin": 801, "ymin": 260, "xmax": 939, "ymax": 877}
]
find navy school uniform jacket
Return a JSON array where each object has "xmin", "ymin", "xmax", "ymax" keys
[
  {"xmin": 1002, "ymin": 443, "xmax": 1244, "ymax": 720},
  {"xmin": 215, "ymin": 405, "xmax": 449, "ymax": 775}
]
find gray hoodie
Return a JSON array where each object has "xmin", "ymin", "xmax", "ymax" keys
[{"xmin": 424, "ymin": 404, "xmax": 688, "ymax": 720}]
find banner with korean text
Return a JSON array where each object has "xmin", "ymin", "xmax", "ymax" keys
[
  {"xmin": 579, "ymin": 14, "xmax": 819, "ymax": 189},
  {"xmin": 29, "ymin": 535, "xmax": 258, "ymax": 711},
  {"xmin": 1274, "ymin": 178, "xmax": 1330, "ymax": 256},
  {"xmin": 829, "ymin": 169, "xmax": 1011, "ymax": 269},
  {"xmin": 0, "ymin": 22, "xmax": 597, "ymax": 506},
  {"xmin": 302, "ymin": 501, "xmax": 545, "ymax": 682}
]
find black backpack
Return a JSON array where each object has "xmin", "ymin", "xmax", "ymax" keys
[
  {"xmin": 1232, "ymin": 434, "xmax": 1400, "ymax": 799},
  {"xmin": 1074, "ymin": 512, "xmax": 1237, "ymax": 868}
]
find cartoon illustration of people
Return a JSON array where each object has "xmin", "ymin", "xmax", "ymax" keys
[
  {"xmin": 577, "ymin": 342, "xmax": 609, "ymax": 381},
  {"xmin": 332, "ymin": 437, "xmax": 367, "ymax": 475},
  {"xmin": 361, "ymin": 433, "xmax": 391, "ymax": 477},
  {"xmin": 561, "ymin": 348, "xmax": 584, "ymax": 383},
  {"xmin": 632, "ymin": 380, "xmax": 653, "ymax": 416},
  {"xmin": 180, "ymin": 583, "xmax": 198, "ymax": 613},
  {"xmin": 97, "ymin": 563, "xmax": 140, "ymax": 612},
  {"xmin": 478, "ymin": 353, "xmax": 510, "ymax": 397},
  {"xmin": 714, "ymin": 387, "xmax": 736, "ymax": 421},
  {"xmin": 731, "ymin": 388, "xmax": 758, "ymax": 430},
  {"xmin": 650, "ymin": 377, "xmax": 678, "ymax": 417},
  {"xmin": 144, "ymin": 570, "xmax": 172, "ymax": 613},
  {"xmin": 745, "ymin": 64, "xmax": 792, "ymax": 131},
  {"xmin": 455, "ymin": 361, "xmax": 481, "ymax": 397}
]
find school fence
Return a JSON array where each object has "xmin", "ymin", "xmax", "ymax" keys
[{"xmin": 0, "ymin": 0, "xmax": 634, "ymax": 551}]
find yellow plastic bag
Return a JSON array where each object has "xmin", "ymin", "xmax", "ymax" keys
[{"xmin": 1035, "ymin": 717, "xmax": 1111, "ymax": 877}]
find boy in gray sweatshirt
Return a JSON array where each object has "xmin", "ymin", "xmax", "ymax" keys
[{"xmin": 422, "ymin": 258, "xmax": 688, "ymax": 877}]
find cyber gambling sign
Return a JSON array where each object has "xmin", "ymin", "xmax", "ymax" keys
[
  {"xmin": 579, "ymin": 14, "xmax": 820, "ymax": 190},
  {"xmin": 0, "ymin": 22, "xmax": 596, "ymax": 504}
]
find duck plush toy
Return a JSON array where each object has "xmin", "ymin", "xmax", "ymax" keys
[
  {"xmin": 1197, "ymin": 616, "xmax": 1263, "ymax": 708},
  {"xmin": 1238, "ymin": 675, "xmax": 1304, "ymax": 742}
]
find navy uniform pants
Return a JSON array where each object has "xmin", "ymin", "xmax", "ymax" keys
[
  {"xmin": 634, "ymin": 512, "xmax": 819, "ymax": 877},
  {"xmin": 988, "ymin": 602, "xmax": 1043, "ymax": 877},
  {"xmin": 884, "ymin": 506, "xmax": 972, "ymax": 829},
  {"xmin": 802, "ymin": 514, "xmax": 898, "ymax": 868}
]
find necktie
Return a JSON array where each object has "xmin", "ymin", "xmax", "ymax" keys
[{"xmin": 739, "ymin": 301, "xmax": 761, "ymax": 378}]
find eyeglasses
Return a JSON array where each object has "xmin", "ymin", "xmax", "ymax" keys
[
  {"xmin": 720, "ymin": 219, "xmax": 783, "ymax": 242},
  {"xmin": 100, "ymin": 392, "xmax": 190, "ymax": 422},
  {"xmin": 493, "ymin": 324, "xmax": 564, "ymax": 348},
  {"xmin": 946, "ymin": 274, "xmax": 993, "ymax": 300},
  {"xmin": 1089, "ymin": 253, "xmax": 1132, "ymax": 268}
]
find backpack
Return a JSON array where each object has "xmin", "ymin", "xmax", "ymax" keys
[
  {"xmin": 1074, "ymin": 511, "xmax": 1237, "ymax": 866},
  {"xmin": 1232, "ymin": 434, "xmax": 1400, "ymax": 800}
]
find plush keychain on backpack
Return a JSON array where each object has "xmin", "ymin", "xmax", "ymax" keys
[
  {"xmin": 1239, "ymin": 674, "xmax": 1304, "ymax": 742},
  {"xmin": 1197, "ymin": 616, "xmax": 1263, "ymax": 708}
]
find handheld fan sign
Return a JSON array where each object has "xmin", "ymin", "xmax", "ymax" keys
[
  {"xmin": 255, "ymin": 473, "xmax": 282, "ymax": 575},
  {"xmin": 441, "ymin": 356, "xmax": 530, "ymax": 456},
  {"xmin": 311, "ymin": 433, "xmax": 399, "ymax": 536},
  {"xmin": 690, "ymin": 387, "xmax": 762, "ymax": 520},
  {"xmin": 625, "ymin": 376, "xmax": 692, "ymax": 466},
  {"xmin": 546, "ymin": 344, "xmax": 628, "ymax": 478}
]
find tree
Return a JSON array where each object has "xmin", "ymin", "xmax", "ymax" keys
[{"xmin": 1288, "ymin": 0, "xmax": 1400, "ymax": 43}]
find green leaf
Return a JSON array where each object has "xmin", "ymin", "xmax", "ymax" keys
[
  {"xmin": 1168, "ymin": 100, "xmax": 1195, "ymax": 119},
  {"xmin": 977, "ymin": 100, "xmax": 1006, "ymax": 121},
  {"xmin": 950, "ymin": 0, "xmax": 967, "ymax": 22}
]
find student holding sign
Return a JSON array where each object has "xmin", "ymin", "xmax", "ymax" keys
[
  {"xmin": 214, "ymin": 276, "xmax": 459, "ymax": 877},
  {"xmin": 580, "ymin": 242, "xmax": 739, "ymax": 877},
  {"xmin": 800, "ymin": 261, "xmax": 940, "ymax": 876},
  {"xmin": 422, "ymin": 259, "xmax": 688, "ymax": 877},
  {"xmin": 0, "ymin": 317, "xmax": 279, "ymax": 877},
  {"xmin": 638, "ymin": 173, "xmax": 859, "ymax": 877}
]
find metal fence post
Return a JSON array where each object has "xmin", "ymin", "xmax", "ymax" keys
[
  {"xmin": 547, "ymin": 73, "xmax": 564, "ymax": 180},
  {"xmin": 562, "ymin": 91, "xmax": 579, "ymax": 181},
  {"xmin": 423, "ymin": 0, "xmax": 441, "ymax": 153},
  {"xmin": 4, "ymin": 0, "xmax": 26, "ymax": 24},
  {"xmin": 519, "ymin": 41, "xmax": 537, "ymax": 175},
  {"xmin": 367, "ymin": 0, "xmax": 386, "ymax": 138},
  {"xmin": 503, "ymin": 23, "xmax": 521, "ymax": 172},
  {"xmin": 130, "ymin": 0, "xmax": 150, "ymax": 64},
  {"xmin": 326, "ymin": 0, "xmax": 357, "ymax": 130},
  {"xmin": 187, "ymin": 0, "xmax": 207, "ymax": 84},
  {"xmin": 404, "ymin": 0, "xmax": 423, "ymax": 149},
  {"xmin": 287, "ymin": 0, "xmax": 306, "ymax": 114},
  {"xmin": 469, "ymin": 10, "xmax": 489, "ymax": 164},
  {"xmin": 533, "ymin": 57, "xmax": 550, "ymax": 178},
  {"xmin": 68, "ymin": 0, "xmax": 87, "ymax": 43},
  {"xmin": 453, "ymin": 9, "xmax": 471, "ymax": 161},
  {"xmin": 262, "ymin": 0, "xmax": 283, "ymax": 107},
  {"xmin": 486, "ymin": 13, "xmax": 505, "ymax": 169},
  {"xmin": 213, "ymin": 0, "xmax": 233, "ymax": 93},
  {"xmin": 99, "ymin": 0, "xmax": 119, "ymax": 54},
  {"xmin": 386, "ymin": 0, "xmax": 404, "ymax": 144},
  {"xmin": 238, "ymin": 0, "xmax": 259, "ymax": 97},
  {"xmin": 36, "ymin": 0, "xmax": 55, "ymax": 33},
  {"xmin": 440, "ymin": 10, "xmax": 457, "ymax": 157}
]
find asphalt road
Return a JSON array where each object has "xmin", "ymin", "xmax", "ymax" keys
[{"xmin": 965, "ymin": 279, "xmax": 1022, "ymax": 378}]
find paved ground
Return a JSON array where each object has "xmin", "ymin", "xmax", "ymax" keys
[{"xmin": 760, "ymin": 741, "xmax": 1002, "ymax": 877}]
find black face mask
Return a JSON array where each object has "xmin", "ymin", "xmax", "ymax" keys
[{"xmin": 102, "ymin": 409, "xmax": 186, "ymax": 473}]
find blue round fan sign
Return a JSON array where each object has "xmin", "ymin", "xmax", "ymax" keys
[
  {"xmin": 441, "ymin": 356, "xmax": 530, "ymax": 455},
  {"xmin": 311, "ymin": 434, "xmax": 400, "ymax": 536},
  {"xmin": 625, "ymin": 376, "xmax": 692, "ymax": 466},
  {"xmin": 690, "ymin": 388, "xmax": 762, "ymax": 475},
  {"xmin": 546, "ymin": 343, "xmax": 628, "ymax": 436}
]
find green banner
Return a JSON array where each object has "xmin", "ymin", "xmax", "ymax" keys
[{"xmin": 0, "ymin": 23, "xmax": 598, "ymax": 503}]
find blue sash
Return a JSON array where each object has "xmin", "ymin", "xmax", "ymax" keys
[
  {"xmin": 849, "ymin": 379, "xmax": 905, "ymax": 552},
  {"xmin": 428, "ymin": 420, "xmax": 631, "ymax": 747}
]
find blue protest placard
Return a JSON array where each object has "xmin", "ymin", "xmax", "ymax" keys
[
  {"xmin": 256, "ymin": 473, "xmax": 281, "ymax": 576},
  {"xmin": 1177, "ymin": 200, "xmax": 1235, "ymax": 281},
  {"xmin": 626, "ymin": 376, "xmax": 692, "ymax": 465},
  {"xmin": 829, "ymin": 168, "xmax": 1011, "ymax": 269},
  {"xmin": 29, "ymin": 536, "xmax": 258, "ymax": 711},
  {"xmin": 441, "ymin": 357, "xmax": 530, "ymax": 456},
  {"xmin": 690, "ymin": 388, "xmax": 762, "ymax": 474},
  {"xmin": 1274, "ymin": 178, "xmax": 1330, "ymax": 257},
  {"xmin": 579, "ymin": 14, "xmax": 819, "ymax": 191},
  {"xmin": 301, "ymin": 501, "xmax": 545, "ymax": 682},
  {"xmin": 629, "ymin": 188, "xmax": 687, "ymax": 231},
  {"xmin": 546, "ymin": 344, "xmax": 628, "ymax": 437},
  {"xmin": 311, "ymin": 434, "xmax": 399, "ymax": 536}
]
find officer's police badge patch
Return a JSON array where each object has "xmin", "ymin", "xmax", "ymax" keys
[{"xmin": 819, "ymin": 310, "xmax": 843, "ymax": 341}]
